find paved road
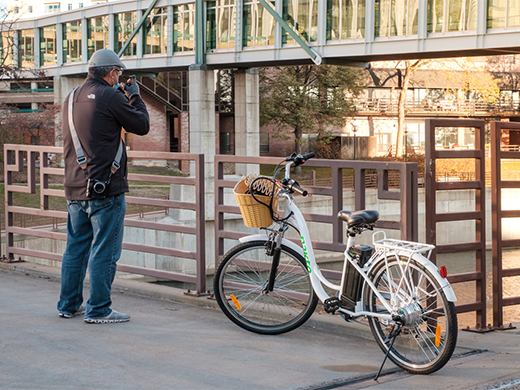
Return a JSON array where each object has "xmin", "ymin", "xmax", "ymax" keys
[{"xmin": 1, "ymin": 263, "xmax": 520, "ymax": 390}]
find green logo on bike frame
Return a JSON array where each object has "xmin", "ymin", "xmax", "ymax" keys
[{"xmin": 300, "ymin": 236, "xmax": 312, "ymax": 273}]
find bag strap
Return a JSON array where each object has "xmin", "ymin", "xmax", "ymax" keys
[{"xmin": 68, "ymin": 87, "xmax": 124, "ymax": 177}]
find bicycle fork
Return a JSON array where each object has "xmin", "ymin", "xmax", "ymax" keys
[{"xmin": 265, "ymin": 224, "xmax": 288, "ymax": 293}]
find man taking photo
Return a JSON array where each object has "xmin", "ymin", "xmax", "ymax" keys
[{"xmin": 57, "ymin": 49, "xmax": 150, "ymax": 323}]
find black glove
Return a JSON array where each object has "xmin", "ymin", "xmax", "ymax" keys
[{"xmin": 123, "ymin": 76, "xmax": 140, "ymax": 99}]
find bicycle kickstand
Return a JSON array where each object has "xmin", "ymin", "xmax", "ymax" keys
[{"xmin": 374, "ymin": 321, "xmax": 403, "ymax": 381}]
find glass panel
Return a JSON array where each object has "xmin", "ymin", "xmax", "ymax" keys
[
  {"xmin": 116, "ymin": 12, "xmax": 138, "ymax": 57},
  {"xmin": 283, "ymin": 0, "xmax": 295, "ymax": 44},
  {"xmin": 488, "ymin": 0, "xmax": 506, "ymax": 28},
  {"xmin": 63, "ymin": 21, "xmax": 82, "ymax": 63},
  {"xmin": 408, "ymin": 0, "xmax": 418, "ymax": 34},
  {"xmin": 283, "ymin": 0, "xmax": 318, "ymax": 43},
  {"xmin": 40, "ymin": 26, "xmax": 57, "ymax": 66},
  {"xmin": 173, "ymin": 4, "xmax": 195, "ymax": 52},
  {"xmin": 0, "ymin": 32, "xmax": 14, "ymax": 67},
  {"xmin": 509, "ymin": 0, "xmax": 520, "ymax": 27},
  {"xmin": 465, "ymin": 0, "xmax": 478, "ymax": 30},
  {"xmin": 145, "ymin": 8, "xmax": 167, "ymax": 55},
  {"xmin": 448, "ymin": 0, "xmax": 462, "ymax": 31},
  {"xmin": 244, "ymin": 1, "xmax": 275, "ymax": 47},
  {"xmin": 87, "ymin": 16, "xmax": 109, "ymax": 59},
  {"xmin": 207, "ymin": 2, "xmax": 217, "ymax": 50},
  {"xmin": 327, "ymin": 0, "xmax": 340, "ymax": 41},
  {"xmin": 428, "ymin": 0, "xmax": 444, "ymax": 32},
  {"xmin": 19, "ymin": 30, "xmax": 35, "ymax": 68},
  {"xmin": 357, "ymin": 0, "xmax": 366, "ymax": 37}
]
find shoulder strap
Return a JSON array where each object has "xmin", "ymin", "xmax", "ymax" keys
[{"xmin": 68, "ymin": 87, "xmax": 124, "ymax": 177}]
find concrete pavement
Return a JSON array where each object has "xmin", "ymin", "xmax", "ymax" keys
[{"xmin": 1, "ymin": 262, "xmax": 520, "ymax": 390}]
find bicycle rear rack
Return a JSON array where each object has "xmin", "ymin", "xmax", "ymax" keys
[{"xmin": 372, "ymin": 231, "xmax": 435, "ymax": 260}]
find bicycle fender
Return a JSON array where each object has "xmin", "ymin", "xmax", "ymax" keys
[
  {"xmin": 238, "ymin": 235, "xmax": 304, "ymax": 258},
  {"xmin": 413, "ymin": 254, "xmax": 457, "ymax": 302},
  {"xmin": 366, "ymin": 253, "xmax": 457, "ymax": 303}
]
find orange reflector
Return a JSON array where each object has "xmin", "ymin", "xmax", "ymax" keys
[
  {"xmin": 435, "ymin": 325, "xmax": 442, "ymax": 347},
  {"xmin": 230, "ymin": 294, "xmax": 242, "ymax": 311},
  {"xmin": 439, "ymin": 266, "xmax": 448, "ymax": 278}
]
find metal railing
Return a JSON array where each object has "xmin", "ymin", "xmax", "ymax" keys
[
  {"xmin": 215, "ymin": 155, "xmax": 418, "ymax": 280},
  {"xmin": 3, "ymin": 144, "xmax": 208, "ymax": 295},
  {"xmin": 425, "ymin": 118, "xmax": 488, "ymax": 332},
  {"xmin": 355, "ymin": 97, "xmax": 520, "ymax": 116},
  {"xmin": 491, "ymin": 121, "xmax": 520, "ymax": 330}
]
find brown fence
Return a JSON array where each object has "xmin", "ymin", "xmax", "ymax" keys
[
  {"xmin": 3, "ymin": 144, "xmax": 208, "ymax": 295},
  {"xmin": 215, "ymin": 155, "xmax": 418, "ymax": 278},
  {"xmin": 491, "ymin": 121, "xmax": 520, "ymax": 329},
  {"xmin": 425, "ymin": 118, "xmax": 488, "ymax": 331}
]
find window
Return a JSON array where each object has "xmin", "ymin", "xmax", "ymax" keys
[
  {"xmin": 28, "ymin": 5, "xmax": 33, "ymax": 12},
  {"xmin": 63, "ymin": 21, "xmax": 82, "ymax": 63},
  {"xmin": 260, "ymin": 132, "xmax": 270, "ymax": 153},
  {"xmin": 220, "ymin": 132, "xmax": 231, "ymax": 154},
  {"xmin": 14, "ymin": 7, "xmax": 19, "ymax": 13},
  {"xmin": 44, "ymin": 4, "xmax": 61, "ymax": 14},
  {"xmin": 115, "ymin": 12, "xmax": 138, "ymax": 56},
  {"xmin": 429, "ymin": 0, "xmax": 478, "ymax": 33},
  {"xmin": 327, "ymin": 0, "xmax": 365, "ymax": 40},
  {"xmin": 0, "ymin": 32, "xmax": 14, "ymax": 67},
  {"xmin": 283, "ymin": 0, "xmax": 318, "ymax": 44},
  {"xmin": 375, "ymin": 0, "xmax": 418, "ymax": 37},
  {"xmin": 488, "ymin": 0, "xmax": 520, "ymax": 28},
  {"xmin": 87, "ymin": 16, "xmax": 110, "ymax": 59},
  {"xmin": 243, "ymin": 0, "xmax": 275, "ymax": 47},
  {"xmin": 173, "ymin": 4, "xmax": 195, "ymax": 52},
  {"xmin": 68, "ymin": 4, "xmax": 73, "ymax": 10},
  {"xmin": 79, "ymin": 3, "xmax": 84, "ymax": 7},
  {"xmin": 206, "ymin": 0, "xmax": 236, "ymax": 50},
  {"xmin": 40, "ymin": 26, "xmax": 57, "ymax": 66},
  {"xmin": 144, "ymin": 7, "xmax": 168, "ymax": 55},
  {"xmin": 19, "ymin": 29, "xmax": 35, "ymax": 68}
]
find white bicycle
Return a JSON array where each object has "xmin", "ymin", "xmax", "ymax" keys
[{"xmin": 214, "ymin": 153, "xmax": 458, "ymax": 376}]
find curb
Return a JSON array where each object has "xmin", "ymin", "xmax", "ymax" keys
[{"xmin": 0, "ymin": 260, "xmax": 374, "ymax": 340}]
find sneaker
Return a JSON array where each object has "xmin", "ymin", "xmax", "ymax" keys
[
  {"xmin": 84, "ymin": 310, "xmax": 130, "ymax": 324},
  {"xmin": 59, "ymin": 305, "xmax": 86, "ymax": 319}
]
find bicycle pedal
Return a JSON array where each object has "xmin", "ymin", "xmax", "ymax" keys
[{"xmin": 324, "ymin": 297, "xmax": 341, "ymax": 314}]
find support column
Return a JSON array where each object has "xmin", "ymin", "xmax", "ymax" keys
[
  {"xmin": 53, "ymin": 76, "xmax": 84, "ymax": 146},
  {"xmin": 234, "ymin": 68, "xmax": 260, "ymax": 176},
  {"xmin": 188, "ymin": 65, "xmax": 216, "ymax": 216}
]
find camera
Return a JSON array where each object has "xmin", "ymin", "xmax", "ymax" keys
[{"xmin": 87, "ymin": 178, "xmax": 108, "ymax": 199}]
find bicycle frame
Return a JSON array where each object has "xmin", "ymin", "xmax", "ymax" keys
[{"xmin": 280, "ymin": 194, "xmax": 395, "ymax": 322}]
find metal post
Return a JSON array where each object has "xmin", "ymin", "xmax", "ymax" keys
[
  {"xmin": 404, "ymin": 126, "xmax": 409, "ymax": 162},
  {"xmin": 352, "ymin": 124, "xmax": 358, "ymax": 160}
]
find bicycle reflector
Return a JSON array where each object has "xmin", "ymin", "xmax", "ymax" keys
[
  {"xmin": 439, "ymin": 266, "xmax": 448, "ymax": 279},
  {"xmin": 230, "ymin": 294, "xmax": 242, "ymax": 311}
]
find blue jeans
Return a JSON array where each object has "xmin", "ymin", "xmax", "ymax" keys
[{"xmin": 57, "ymin": 194, "xmax": 126, "ymax": 318}]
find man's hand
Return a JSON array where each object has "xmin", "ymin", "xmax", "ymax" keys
[{"xmin": 123, "ymin": 76, "xmax": 140, "ymax": 99}]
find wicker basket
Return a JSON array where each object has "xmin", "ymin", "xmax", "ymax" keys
[{"xmin": 234, "ymin": 176, "xmax": 279, "ymax": 228}]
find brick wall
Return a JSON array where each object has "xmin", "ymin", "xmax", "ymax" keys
[{"xmin": 126, "ymin": 93, "xmax": 168, "ymax": 152}]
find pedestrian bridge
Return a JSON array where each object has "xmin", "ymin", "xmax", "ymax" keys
[{"xmin": 4, "ymin": 0, "xmax": 520, "ymax": 76}]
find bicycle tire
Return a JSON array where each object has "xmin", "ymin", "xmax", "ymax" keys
[
  {"xmin": 365, "ymin": 255, "xmax": 458, "ymax": 375},
  {"xmin": 214, "ymin": 240, "xmax": 318, "ymax": 335}
]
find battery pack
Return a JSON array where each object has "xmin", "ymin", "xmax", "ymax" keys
[{"xmin": 341, "ymin": 245, "xmax": 373, "ymax": 311}]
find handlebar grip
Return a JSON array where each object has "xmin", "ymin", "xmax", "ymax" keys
[
  {"xmin": 302, "ymin": 152, "xmax": 315, "ymax": 161},
  {"xmin": 290, "ymin": 182, "xmax": 308, "ymax": 197}
]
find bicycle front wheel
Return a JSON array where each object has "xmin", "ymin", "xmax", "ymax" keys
[
  {"xmin": 214, "ymin": 240, "xmax": 318, "ymax": 335},
  {"xmin": 366, "ymin": 255, "xmax": 458, "ymax": 375}
]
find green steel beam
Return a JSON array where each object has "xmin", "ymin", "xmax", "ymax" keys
[
  {"xmin": 257, "ymin": 0, "xmax": 322, "ymax": 65},
  {"xmin": 195, "ymin": 0, "xmax": 205, "ymax": 64},
  {"xmin": 117, "ymin": 0, "xmax": 160, "ymax": 57}
]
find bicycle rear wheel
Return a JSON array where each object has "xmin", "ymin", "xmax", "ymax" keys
[
  {"xmin": 214, "ymin": 240, "xmax": 318, "ymax": 335},
  {"xmin": 366, "ymin": 255, "xmax": 458, "ymax": 374}
]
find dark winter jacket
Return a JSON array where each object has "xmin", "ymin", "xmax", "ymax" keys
[{"xmin": 62, "ymin": 74, "xmax": 149, "ymax": 200}]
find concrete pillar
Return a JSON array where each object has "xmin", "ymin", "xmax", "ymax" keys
[
  {"xmin": 179, "ymin": 112, "xmax": 190, "ymax": 173},
  {"xmin": 188, "ymin": 65, "xmax": 216, "ymax": 175},
  {"xmin": 234, "ymin": 68, "xmax": 259, "ymax": 176},
  {"xmin": 53, "ymin": 75, "xmax": 84, "ymax": 146}
]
